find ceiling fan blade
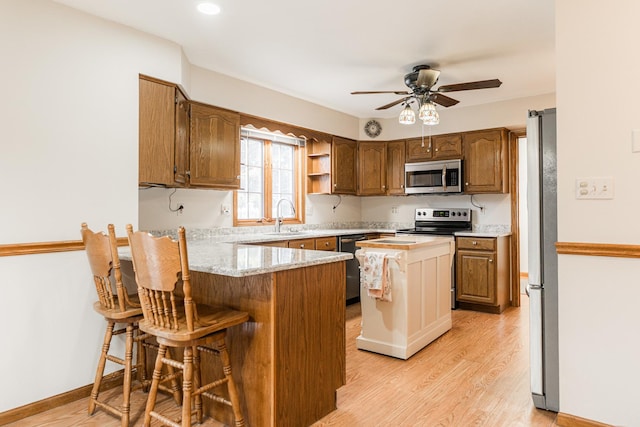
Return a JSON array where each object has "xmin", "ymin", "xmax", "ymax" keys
[
  {"xmin": 431, "ymin": 93, "xmax": 459, "ymax": 108},
  {"xmin": 351, "ymin": 90, "xmax": 411, "ymax": 95},
  {"xmin": 375, "ymin": 96, "xmax": 411, "ymax": 110},
  {"xmin": 437, "ymin": 79, "xmax": 502, "ymax": 93},
  {"xmin": 416, "ymin": 69, "xmax": 440, "ymax": 89}
]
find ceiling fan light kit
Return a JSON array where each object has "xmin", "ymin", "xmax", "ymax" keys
[
  {"xmin": 398, "ymin": 104, "xmax": 416, "ymax": 125},
  {"xmin": 353, "ymin": 64, "xmax": 502, "ymax": 127}
]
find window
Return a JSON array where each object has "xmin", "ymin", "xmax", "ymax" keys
[{"xmin": 234, "ymin": 128, "xmax": 305, "ymax": 226}]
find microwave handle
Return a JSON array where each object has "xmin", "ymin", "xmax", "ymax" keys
[{"xmin": 442, "ymin": 164, "xmax": 447, "ymax": 191}]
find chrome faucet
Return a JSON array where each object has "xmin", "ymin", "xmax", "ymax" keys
[{"xmin": 275, "ymin": 198, "xmax": 296, "ymax": 233}]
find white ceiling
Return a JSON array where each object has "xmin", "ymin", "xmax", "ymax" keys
[{"xmin": 52, "ymin": 0, "xmax": 555, "ymax": 119}]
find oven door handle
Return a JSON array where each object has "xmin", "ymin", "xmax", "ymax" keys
[{"xmin": 442, "ymin": 164, "xmax": 447, "ymax": 191}]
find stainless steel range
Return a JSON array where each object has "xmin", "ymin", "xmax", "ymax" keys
[{"xmin": 396, "ymin": 207, "xmax": 472, "ymax": 308}]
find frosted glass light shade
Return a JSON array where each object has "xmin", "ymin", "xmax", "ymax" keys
[
  {"xmin": 398, "ymin": 105, "xmax": 416, "ymax": 125},
  {"xmin": 418, "ymin": 101, "xmax": 439, "ymax": 125}
]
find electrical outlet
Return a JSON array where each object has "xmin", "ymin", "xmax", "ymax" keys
[
  {"xmin": 221, "ymin": 204, "xmax": 230, "ymax": 215},
  {"xmin": 391, "ymin": 206, "xmax": 399, "ymax": 215},
  {"xmin": 575, "ymin": 177, "xmax": 614, "ymax": 199},
  {"xmin": 176, "ymin": 201, "xmax": 184, "ymax": 215}
]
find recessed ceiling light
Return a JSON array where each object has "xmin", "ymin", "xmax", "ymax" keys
[{"xmin": 197, "ymin": 2, "xmax": 221, "ymax": 15}]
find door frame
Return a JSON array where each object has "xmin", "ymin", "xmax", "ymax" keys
[{"xmin": 509, "ymin": 128, "xmax": 526, "ymax": 307}]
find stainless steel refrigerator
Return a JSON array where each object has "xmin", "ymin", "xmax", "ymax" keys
[{"xmin": 526, "ymin": 108, "xmax": 559, "ymax": 412}]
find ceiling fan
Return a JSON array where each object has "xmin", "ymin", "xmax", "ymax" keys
[{"xmin": 351, "ymin": 64, "xmax": 502, "ymax": 114}]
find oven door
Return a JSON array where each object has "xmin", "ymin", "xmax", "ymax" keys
[{"xmin": 404, "ymin": 159, "xmax": 462, "ymax": 194}]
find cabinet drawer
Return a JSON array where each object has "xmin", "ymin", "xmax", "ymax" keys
[
  {"xmin": 259, "ymin": 240, "xmax": 288, "ymax": 248},
  {"xmin": 315, "ymin": 236, "xmax": 336, "ymax": 251},
  {"xmin": 456, "ymin": 237, "xmax": 496, "ymax": 251},
  {"xmin": 288, "ymin": 238, "xmax": 316, "ymax": 250}
]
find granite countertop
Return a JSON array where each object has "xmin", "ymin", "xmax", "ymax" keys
[
  {"xmin": 355, "ymin": 235, "xmax": 454, "ymax": 250},
  {"xmin": 120, "ymin": 239, "xmax": 352, "ymax": 278},
  {"xmin": 454, "ymin": 231, "xmax": 512, "ymax": 238}
]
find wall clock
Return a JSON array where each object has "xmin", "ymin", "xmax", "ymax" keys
[{"xmin": 364, "ymin": 119, "xmax": 382, "ymax": 138}]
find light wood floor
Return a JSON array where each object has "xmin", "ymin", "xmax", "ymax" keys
[{"xmin": 6, "ymin": 297, "xmax": 557, "ymax": 427}]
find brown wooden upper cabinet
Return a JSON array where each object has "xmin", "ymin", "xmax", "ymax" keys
[
  {"xmin": 139, "ymin": 76, "xmax": 189, "ymax": 186},
  {"xmin": 386, "ymin": 140, "xmax": 406, "ymax": 195},
  {"xmin": 405, "ymin": 133, "xmax": 463, "ymax": 163},
  {"xmin": 357, "ymin": 141, "xmax": 387, "ymax": 196},
  {"xmin": 139, "ymin": 76, "xmax": 241, "ymax": 190},
  {"xmin": 331, "ymin": 137, "xmax": 357, "ymax": 195},
  {"xmin": 189, "ymin": 102, "xmax": 240, "ymax": 189},
  {"xmin": 462, "ymin": 128, "xmax": 509, "ymax": 194}
]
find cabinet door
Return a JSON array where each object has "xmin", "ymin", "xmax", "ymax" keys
[
  {"xmin": 405, "ymin": 137, "xmax": 433, "ymax": 162},
  {"xmin": 456, "ymin": 249, "xmax": 496, "ymax": 305},
  {"xmin": 189, "ymin": 103, "xmax": 240, "ymax": 189},
  {"xmin": 463, "ymin": 129, "xmax": 508, "ymax": 194},
  {"xmin": 173, "ymin": 88, "xmax": 190, "ymax": 185},
  {"xmin": 386, "ymin": 140, "xmax": 406, "ymax": 195},
  {"xmin": 432, "ymin": 133, "xmax": 462, "ymax": 160},
  {"xmin": 332, "ymin": 137, "xmax": 357, "ymax": 195},
  {"xmin": 139, "ymin": 78, "xmax": 176, "ymax": 186},
  {"xmin": 357, "ymin": 141, "xmax": 386, "ymax": 196}
]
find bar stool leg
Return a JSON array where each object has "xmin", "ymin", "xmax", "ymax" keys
[
  {"xmin": 181, "ymin": 346, "xmax": 194, "ymax": 427},
  {"xmin": 217, "ymin": 340, "xmax": 245, "ymax": 427},
  {"xmin": 193, "ymin": 345, "xmax": 203, "ymax": 424},
  {"xmin": 144, "ymin": 344, "xmax": 167, "ymax": 427},
  {"xmin": 120, "ymin": 323, "xmax": 134, "ymax": 427},
  {"xmin": 89, "ymin": 320, "xmax": 115, "ymax": 415}
]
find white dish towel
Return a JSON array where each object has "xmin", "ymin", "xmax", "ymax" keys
[{"xmin": 360, "ymin": 251, "xmax": 391, "ymax": 302}]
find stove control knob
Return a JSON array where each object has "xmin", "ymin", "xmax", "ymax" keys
[{"xmin": 463, "ymin": 212, "xmax": 468, "ymax": 216}]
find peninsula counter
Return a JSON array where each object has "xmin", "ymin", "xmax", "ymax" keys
[{"xmin": 120, "ymin": 239, "xmax": 351, "ymax": 426}]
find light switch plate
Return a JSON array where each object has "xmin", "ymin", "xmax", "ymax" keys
[
  {"xmin": 575, "ymin": 177, "xmax": 614, "ymax": 199},
  {"xmin": 633, "ymin": 129, "xmax": 640, "ymax": 153}
]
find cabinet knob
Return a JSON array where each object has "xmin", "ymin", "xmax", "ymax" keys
[
  {"xmin": 435, "ymin": 148, "xmax": 439, "ymax": 152},
  {"xmin": 325, "ymin": 242, "xmax": 329, "ymax": 247},
  {"xmin": 334, "ymin": 183, "xmax": 337, "ymax": 188},
  {"xmin": 489, "ymin": 259, "xmax": 493, "ymax": 263},
  {"xmin": 465, "ymin": 182, "xmax": 469, "ymax": 186},
  {"xmin": 382, "ymin": 185, "xmax": 386, "ymax": 189},
  {"xmin": 300, "ymin": 244, "xmax": 305, "ymax": 248},
  {"xmin": 472, "ymin": 241, "xmax": 477, "ymax": 245},
  {"xmin": 236, "ymin": 175, "xmax": 240, "ymax": 179}
]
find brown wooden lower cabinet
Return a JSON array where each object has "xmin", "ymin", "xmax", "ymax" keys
[{"xmin": 456, "ymin": 235, "xmax": 510, "ymax": 314}]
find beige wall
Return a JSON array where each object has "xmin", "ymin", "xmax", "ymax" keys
[
  {"xmin": 0, "ymin": 0, "xmax": 184, "ymax": 411},
  {"xmin": 556, "ymin": 1, "xmax": 640, "ymax": 425}
]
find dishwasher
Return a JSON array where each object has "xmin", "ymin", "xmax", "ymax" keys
[{"xmin": 338, "ymin": 234, "xmax": 370, "ymax": 305}]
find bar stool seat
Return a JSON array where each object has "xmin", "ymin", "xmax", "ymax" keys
[{"xmin": 127, "ymin": 225, "xmax": 249, "ymax": 427}]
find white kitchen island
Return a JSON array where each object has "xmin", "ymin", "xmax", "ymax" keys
[{"xmin": 355, "ymin": 235, "xmax": 455, "ymax": 359}]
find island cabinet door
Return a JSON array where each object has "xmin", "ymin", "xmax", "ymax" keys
[{"xmin": 456, "ymin": 249, "xmax": 496, "ymax": 305}]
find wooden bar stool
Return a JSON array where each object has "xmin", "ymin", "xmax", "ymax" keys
[
  {"xmin": 81, "ymin": 223, "xmax": 151, "ymax": 427},
  {"xmin": 126, "ymin": 225, "xmax": 249, "ymax": 427}
]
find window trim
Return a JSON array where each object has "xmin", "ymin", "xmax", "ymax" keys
[{"xmin": 233, "ymin": 136, "xmax": 305, "ymax": 227}]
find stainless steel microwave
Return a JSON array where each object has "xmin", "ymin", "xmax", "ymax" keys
[{"xmin": 404, "ymin": 159, "xmax": 463, "ymax": 194}]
